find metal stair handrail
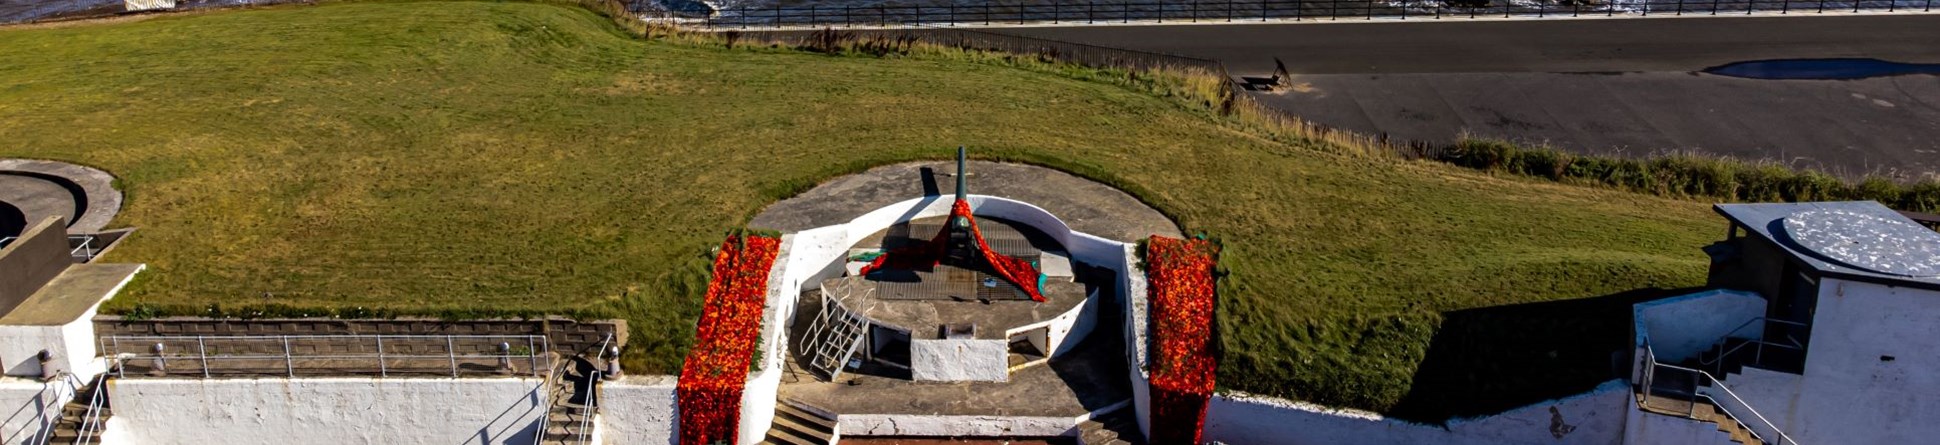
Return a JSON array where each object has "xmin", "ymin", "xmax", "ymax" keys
[
  {"xmin": 530, "ymin": 352, "xmax": 570, "ymax": 445},
  {"xmin": 3, "ymin": 371, "xmax": 67, "ymax": 445},
  {"xmin": 576, "ymin": 334, "xmax": 613, "ymax": 445},
  {"xmin": 1698, "ymin": 317, "xmax": 1808, "ymax": 375},
  {"xmin": 68, "ymin": 371, "xmax": 109, "ymax": 445},
  {"xmin": 1642, "ymin": 341, "xmax": 1802, "ymax": 445}
]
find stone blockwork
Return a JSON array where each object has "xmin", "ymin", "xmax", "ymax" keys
[{"xmin": 93, "ymin": 317, "xmax": 626, "ymax": 356}]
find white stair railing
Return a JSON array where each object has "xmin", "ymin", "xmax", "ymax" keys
[{"xmin": 1641, "ymin": 341, "xmax": 1802, "ymax": 445}]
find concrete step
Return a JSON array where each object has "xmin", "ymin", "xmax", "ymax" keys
[
  {"xmin": 769, "ymin": 415, "xmax": 833, "ymax": 443},
  {"xmin": 774, "ymin": 402, "xmax": 836, "ymax": 431}
]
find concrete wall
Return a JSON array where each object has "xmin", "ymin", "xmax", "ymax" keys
[
  {"xmin": 1205, "ymin": 380, "xmax": 1630, "ymax": 445},
  {"xmin": 1776, "ymin": 278, "xmax": 1940, "ymax": 444},
  {"xmin": 0, "ymin": 377, "xmax": 70, "ymax": 445},
  {"xmin": 910, "ymin": 339, "xmax": 1008, "ymax": 382},
  {"xmin": 840, "ymin": 414, "xmax": 1080, "ymax": 437},
  {"xmin": 109, "ymin": 377, "xmax": 546, "ymax": 444},
  {"xmin": 0, "ymin": 317, "xmax": 112, "ymax": 379},
  {"xmin": 598, "ymin": 375, "xmax": 679, "ymax": 445},
  {"xmin": 0, "ymin": 217, "xmax": 69, "ymax": 319},
  {"xmin": 1633, "ymin": 289, "xmax": 1767, "ymax": 363}
]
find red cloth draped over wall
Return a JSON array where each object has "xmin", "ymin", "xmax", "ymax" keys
[
  {"xmin": 858, "ymin": 199, "xmax": 1045, "ymax": 302},
  {"xmin": 677, "ymin": 234, "xmax": 781, "ymax": 445}
]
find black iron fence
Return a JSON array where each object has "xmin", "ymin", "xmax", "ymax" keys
[
  {"xmin": 673, "ymin": 0, "xmax": 1936, "ymax": 28},
  {"xmin": 0, "ymin": 0, "xmax": 313, "ymax": 26}
]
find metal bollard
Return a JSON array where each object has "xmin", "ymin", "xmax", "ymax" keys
[
  {"xmin": 603, "ymin": 346, "xmax": 623, "ymax": 380},
  {"xmin": 150, "ymin": 343, "xmax": 167, "ymax": 377},
  {"xmin": 38, "ymin": 350, "xmax": 57, "ymax": 381},
  {"xmin": 498, "ymin": 342, "xmax": 515, "ymax": 375}
]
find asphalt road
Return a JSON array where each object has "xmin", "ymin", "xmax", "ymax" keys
[{"xmin": 994, "ymin": 15, "xmax": 1940, "ymax": 177}]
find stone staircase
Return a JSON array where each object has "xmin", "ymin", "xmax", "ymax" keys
[
  {"xmin": 1636, "ymin": 388, "xmax": 1757, "ymax": 445},
  {"xmin": 1078, "ymin": 407, "xmax": 1145, "ymax": 445},
  {"xmin": 47, "ymin": 377, "xmax": 111, "ymax": 444},
  {"xmin": 537, "ymin": 357, "xmax": 598, "ymax": 444},
  {"xmin": 763, "ymin": 401, "xmax": 836, "ymax": 445}
]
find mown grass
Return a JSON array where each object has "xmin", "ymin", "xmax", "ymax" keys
[{"xmin": 1, "ymin": 0, "xmax": 1719, "ymax": 417}]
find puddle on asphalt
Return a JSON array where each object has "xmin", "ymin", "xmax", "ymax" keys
[{"xmin": 1704, "ymin": 58, "xmax": 1940, "ymax": 80}]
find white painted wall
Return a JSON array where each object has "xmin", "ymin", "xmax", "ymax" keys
[
  {"xmin": 0, "ymin": 265, "xmax": 135, "ymax": 379},
  {"xmin": 598, "ymin": 375, "xmax": 678, "ymax": 445},
  {"xmin": 1633, "ymin": 290, "xmax": 1767, "ymax": 363},
  {"xmin": 1775, "ymin": 278, "xmax": 1940, "ymax": 444},
  {"xmin": 109, "ymin": 377, "xmax": 545, "ymax": 444},
  {"xmin": 909, "ymin": 339, "xmax": 1008, "ymax": 382},
  {"xmin": 0, "ymin": 378, "xmax": 68, "ymax": 445},
  {"xmin": 1205, "ymin": 380, "xmax": 1630, "ymax": 445},
  {"xmin": 840, "ymin": 414, "xmax": 1080, "ymax": 437}
]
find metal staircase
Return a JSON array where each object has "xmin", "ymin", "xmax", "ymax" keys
[
  {"xmin": 799, "ymin": 285, "xmax": 868, "ymax": 381},
  {"xmin": 45, "ymin": 372, "xmax": 111, "ymax": 445}
]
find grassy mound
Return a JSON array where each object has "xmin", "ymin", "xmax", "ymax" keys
[{"xmin": 0, "ymin": 1, "xmax": 1717, "ymax": 418}]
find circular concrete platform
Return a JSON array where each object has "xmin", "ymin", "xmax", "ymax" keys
[
  {"xmin": 0, "ymin": 159, "xmax": 122, "ymax": 236},
  {"xmin": 750, "ymin": 160, "xmax": 1179, "ymax": 243}
]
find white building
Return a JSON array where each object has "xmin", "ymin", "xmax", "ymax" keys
[{"xmin": 1629, "ymin": 201, "xmax": 1940, "ymax": 445}]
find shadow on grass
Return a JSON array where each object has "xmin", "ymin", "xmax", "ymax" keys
[{"xmin": 1386, "ymin": 286, "xmax": 1706, "ymax": 422}]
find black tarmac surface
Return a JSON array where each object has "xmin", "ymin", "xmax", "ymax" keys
[{"xmin": 997, "ymin": 15, "xmax": 1940, "ymax": 177}]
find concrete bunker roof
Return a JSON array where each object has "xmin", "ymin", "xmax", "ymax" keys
[{"xmin": 1715, "ymin": 201, "xmax": 1940, "ymax": 290}]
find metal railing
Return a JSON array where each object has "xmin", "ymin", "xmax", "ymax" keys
[
  {"xmin": 530, "ymin": 354, "xmax": 569, "ymax": 445},
  {"xmin": 1697, "ymin": 317, "xmax": 1809, "ymax": 376},
  {"xmin": 1640, "ymin": 342, "xmax": 1801, "ymax": 445},
  {"xmin": 68, "ymin": 235, "xmax": 101, "ymax": 262},
  {"xmin": 2, "ymin": 372, "xmax": 67, "ymax": 445},
  {"xmin": 101, "ymin": 334, "xmax": 552, "ymax": 378},
  {"xmin": 670, "ymin": 0, "xmax": 1938, "ymax": 29},
  {"xmin": 0, "ymin": 235, "xmax": 105, "ymax": 262},
  {"xmin": 68, "ymin": 372, "xmax": 109, "ymax": 445},
  {"xmin": 577, "ymin": 334, "xmax": 613, "ymax": 445}
]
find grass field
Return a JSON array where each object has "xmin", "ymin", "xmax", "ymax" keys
[{"xmin": 0, "ymin": 1, "xmax": 1720, "ymax": 418}]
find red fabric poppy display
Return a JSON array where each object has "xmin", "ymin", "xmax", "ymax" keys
[
  {"xmin": 677, "ymin": 234, "xmax": 781, "ymax": 445},
  {"xmin": 857, "ymin": 199, "xmax": 1045, "ymax": 302},
  {"xmin": 1144, "ymin": 235, "xmax": 1220, "ymax": 445}
]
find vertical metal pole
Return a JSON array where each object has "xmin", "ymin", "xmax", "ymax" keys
[
  {"xmin": 1089, "ymin": 2, "xmax": 1095, "ymax": 23},
  {"xmin": 1817, "ymin": 0, "xmax": 1824, "ymax": 12},
  {"xmin": 198, "ymin": 336, "xmax": 209, "ymax": 378},
  {"xmin": 1054, "ymin": 2, "xmax": 1060, "ymax": 23},
  {"xmin": 112, "ymin": 337, "xmax": 122, "ymax": 377},
  {"xmin": 809, "ymin": 5, "xmax": 816, "ymax": 26},
  {"xmin": 1748, "ymin": 0, "xmax": 1755, "ymax": 15},
  {"xmin": 951, "ymin": 3, "xmax": 957, "ymax": 24},
  {"xmin": 283, "ymin": 336, "xmax": 294, "ymax": 377},
  {"xmin": 377, "ymin": 336, "xmax": 387, "ymax": 377},
  {"xmin": 527, "ymin": 337, "xmax": 537, "ymax": 377},
  {"xmin": 1713, "ymin": 0, "xmax": 1721, "ymax": 14},
  {"xmin": 447, "ymin": 337, "xmax": 458, "ymax": 377},
  {"xmin": 1677, "ymin": 0, "xmax": 1684, "ymax": 14}
]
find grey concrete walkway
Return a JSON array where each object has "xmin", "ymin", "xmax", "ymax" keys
[
  {"xmin": 996, "ymin": 15, "xmax": 1940, "ymax": 177},
  {"xmin": 749, "ymin": 160, "xmax": 1180, "ymax": 243}
]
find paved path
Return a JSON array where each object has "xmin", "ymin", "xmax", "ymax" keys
[{"xmin": 996, "ymin": 15, "xmax": 1940, "ymax": 177}]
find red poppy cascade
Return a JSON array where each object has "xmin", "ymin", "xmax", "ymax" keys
[
  {"xmin": 676, "ymin": 234, "xmax": 781, "ymax": 445},
  {"xmin": 1144, "ymin": 235, "xmax": 1221, "ymax": 445}
]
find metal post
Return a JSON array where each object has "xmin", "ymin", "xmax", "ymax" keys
[
  {"xmin": 283, "ymin": 336, "xmax": 294, "ymax": 377},
  {"xmin": 739, "ymin": 5, "xmax": 747, "ymax": 29},
  {"xmin": 198, "ymin": 336, "xmax": 209, "ymax": 378},
  {"xmin": 526, "ymin": 337, "xmax": 538, "ymax": 377},
  {"xmin": 1817, "ymin": 0, "xmax": 1824, "ymax": 12},
  {"xmin": 1089, "ymin": 2, "xmax": 1095, "ymax": 23},
  {"xmin": 1677, "ymin": 0, "xmax": 1684, "ymax": 14},
  {"xmin": 1748, "ymin": 0, "xmax": 1755, "ymax": 15},
  {"xmin": 447, "ymin": 337, "xmax": 458, "ymax": 377},
  {"xmin": 1053, "ymin": 2, "xmax": 1060, "ymax": 23},
  {"xmin": 1191, "ymin": 0, "xmax": 1198, "ymax": 22},
  {"xmin": 376, "ymin": 336, "xmax": 388, "ymax": 377},
  {"xmin": 809, "ymin": 5, "xmax": 816, "ymax": 26},
  {"xmin": 986, "ymin": 1, "xmax": 992, "ymax": 25},
  {"xmin": 951, "ymin": 3, "xmax": 956, "ymax": 24},
  {"xmin": 1712, "ymin": 0, "xmax": 1721, "ymax": 14},
  {"xmin": 1780, "ymin": 0, "xmax": 1787, "ymax": 13}
]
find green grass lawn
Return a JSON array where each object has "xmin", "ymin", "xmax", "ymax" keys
[{"xmin": 0, "ymin": 1, "xmax": 1719, "ymax": 418}]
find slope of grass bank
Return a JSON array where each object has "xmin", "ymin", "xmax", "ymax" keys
[{"xmin": 0, "ymin": 1, "xmax": 1716, "ymax": 417}]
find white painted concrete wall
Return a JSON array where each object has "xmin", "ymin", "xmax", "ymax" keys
[
  {"xmin": 598, "ymin": 375, "xmax": 678, "ymax": 445},
  {"xmin": 910, "ymin": 339, "xmax": 1008, "ymax": 382},
  {"xmin": 1633, "ymin": 289, "xmax": 1767, "ymax": 363},
  {"xmin": 840, "ymin": 414, "xmax": 1080, "ymax": 437},
  {"xmin": 0, "ymin": 378, "xmax": 68, "ymax": 445},
  {"xmin": 1205, "ymin": 380, "xmax": 1631, "ymax": 445},
  {"xmin": 1777, "ymin": 278, "xmax": 1940, "ymax": 444},
  {"xmin": 109, "ymin": 377, "xmax": 545, "ymax": 444},
  {"xmin": 0, "ymin": 266, "xmax": 135, "ymax": 379}
]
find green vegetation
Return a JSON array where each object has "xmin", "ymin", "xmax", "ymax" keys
[
  {"xmin": 1442, "ymin": 138, "xmax": 1940, "ymax": 213},
  {"xmin": 1, "ymin": 1, "xmax": 1719, "ymax": 418}
]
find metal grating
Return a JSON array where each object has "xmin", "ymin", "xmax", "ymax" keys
[{"xmin": 1784, "ymin": 209, "xmax": 1940, "ymax": 278}]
